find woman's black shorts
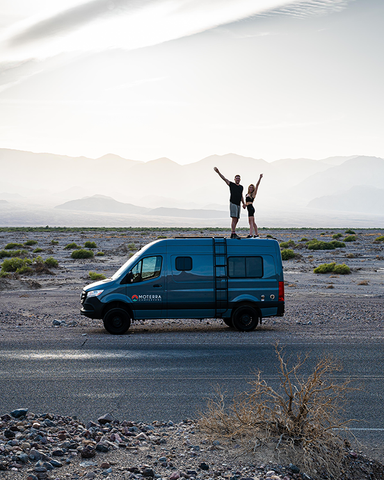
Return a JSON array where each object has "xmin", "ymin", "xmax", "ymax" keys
[{"xmin": 247, "ymin": 204, "xmax": 255, "ymax": 217}]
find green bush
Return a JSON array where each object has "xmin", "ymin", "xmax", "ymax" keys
[
  {"xmin": 71, "ymin": 249, "xmax": 94, "ymax": 259},
  {"xmin": 64, "ymin": 242, "xmax": 80, "ymax": 250},
  {"xmin": 313, "ymin": 262, "xmax": 336, "ymax": 274},
  {"xmin": 345, "ymin": 229, "xmax": 355, "ymax": 234},
  {"xmin": 0, "ymin": 249, "xmax": 28, "ymax": 259},
  {"xmin": 306, "ymin": 239, "xmax": 345, "ymax": 250},
  {"xmin": 17, "ymin": 265, "xmax": 33, "ymax": 275},
  {"xmin": 50, "ymin": 240, "xmax": 59, "ymax": 245},
  {"xmin": 5, "ymin": 242, "xmax": 23, "ymax": 250},
  {"xmin": 96, "ymin": 251, "xmax": 105, "ymax": 256},
  {"xmin": 300, "ymin": 237, "xmax": 309, "ymax": 242},
  {"xmin": 344, "ymin": 235, "xmax": 356, "ymax": 242},
  {"xmin": 332, "ymin": 263, "xmax": 351, "ymax": 274},
  {"xmin": 24, "ymin": 240, "xmax": 38, "ymax": 246},
  {"xmin": 45, "ymin": 257, "xmax": 59, "ymax": 268},
  {"xmin": 1, "ymin": 257, "xmax": 32, "ymax": 273},
  {"xmin": 127, "ymin": 243, "xmax": 137, "ymax": 251},
  {"xmin": 157, "ymin": 235, "xmax": 167, "ymax": 239},
  {"xmin": 331, "ymin": 240, "xmax": 346, "ymax": 248},
  {"xmin": 280, "ymin": 240, "xmax": 295, "ymax": 249},
  {"xmin": 375, "ymin": 235, "xmax": 384, "ymax": 242},
  {"xmin": 314, "ymin": 262, "xmax": 351, "ymax": 274},
  {"xmin": 33, "ymin": 248, "xmax": 43, "ymax": 253},
  {"xmin": 89, "ymin": 271, "xmax": 106, "ymax": 281},
  {"xmin": 84, "ymin": 241, "xmax": 97, "ymax": 249},
  {"xmin": 332, "ymin": 233, "xmax": 342, "ymax": 239},
  {"xmin": 281, "ymin": 249, "xmax": 296, "ymax": 260}
]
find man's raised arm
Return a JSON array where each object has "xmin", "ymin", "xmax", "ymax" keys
[{"xmin": 214, "ymin": 167, "xmax": 230, "ymax": 186}]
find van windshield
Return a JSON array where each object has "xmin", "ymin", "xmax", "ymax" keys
[{"xmin": 111, "ymin": 251, "xmax": 141, "ymax": 280}]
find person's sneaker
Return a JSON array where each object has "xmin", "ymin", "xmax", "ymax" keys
[
  {"xmin": 253, "ymin": 235, "xmax": 259, "ymax": 238},
  {"xmin": 230, "ymin": 233, "xmax": 240, "ymax": 239}
]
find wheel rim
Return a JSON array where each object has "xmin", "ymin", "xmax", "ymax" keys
[
  {"xmin": 240, "ymin": 313, "xmax": 252, "ymax": 328},
  {"xmin": 111, "ymin": 315, "xmax": 123, "ymax": 328}
]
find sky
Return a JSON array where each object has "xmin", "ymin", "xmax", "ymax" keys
[{"xmin": 0, "ymin": 0, "xmax": 383, "ymax": 165}]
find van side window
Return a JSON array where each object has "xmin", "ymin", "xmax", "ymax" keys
[
  {"xmin": 228, "ymin": 256, "xmax": 263, "ymax": 278},
  {"xmin": 131, "ymin": 256, "xmax": 162, "ymax": 283},
  {"xmin": 175, "ymin": 256, "xmax": 193, "ymax": 271}
]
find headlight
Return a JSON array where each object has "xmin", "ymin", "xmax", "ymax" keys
[{"xmin": 87, "ymin": 289, "xmax": 104, "ymax": 298}]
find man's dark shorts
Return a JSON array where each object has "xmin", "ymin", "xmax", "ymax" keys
[{"xmin": 230, "ymin": 202, "xmax": 241, "ymax": 219}]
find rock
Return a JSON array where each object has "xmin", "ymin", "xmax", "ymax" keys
[
  {"xmin": 289, "ymin": 464, "xmax": 300, "ymax": 474},
  {"xmin": 29, "ymin": 449, "xmax": 43, "ymax": 461},
  {"xmin": 142, "ymin": 467, "xmax": 155, "ymax": 477},
  {"xmin": 95, "ymin": 442, "xmax": 109, "ymax": 453},
  {"xmin": 42, "ymin": 461, "xmax": 54, "ymax": 471},
  {"xmin": 16, "ymin": 453, "xmax": 29, "ymax": 463},
  {"xmin": 51, "ymin": 449, "xmax": 65, "ymax": 456},
  {"xmin": 169, "ymin": 471, "xmax": 181, "ymax": 480},
  {"xmin": 100, "ymin": 461, "xmax": 111, "ymax": 469},
  {"xmin": 199, "ymin": 463, "xmax": 209, "ymax": 471},
  {"xmin": 80, "ymin": 445, "xmax": 96, "ymax": 458},
  {"xmin": 98, "ymin": 413, "xmax": 114, "ymax": 425},
  {"xmin": 10, "ymin": 408, "xmax": 28, "ymax": 418},
  {"xmin": 4, "ymin": 430, "xmax": 15, "ymax": 439}
]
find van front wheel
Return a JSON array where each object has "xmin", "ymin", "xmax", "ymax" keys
[
  {"xmin": 103, "ymin": 308, "xmax": 131, "ymax": 335},
  {"xmin": 232, "ymin": 305, "xmax": 259, "ymax": 332}
]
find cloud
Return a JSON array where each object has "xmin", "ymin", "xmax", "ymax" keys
[
  {"xmin": 6, "ymin": 0, "xmax": 150, "ymax": 47},
  {"xmin": 0, "ymin": 0, "xmax": 352, "ymax": 61}
]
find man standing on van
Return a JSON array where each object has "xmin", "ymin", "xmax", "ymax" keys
[{"xmin": 214, "ymin": 167, "xmax": 245, "ymax": 239}]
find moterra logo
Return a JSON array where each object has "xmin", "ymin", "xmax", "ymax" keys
[{"xmin": 131, "ymin": 294, "xmax": 162, "ymax": 302}]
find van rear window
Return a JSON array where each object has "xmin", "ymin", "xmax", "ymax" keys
[
  {"xmin": 228, "ymin": 256, "xmax": 263, "ymax": 278},
  {"xmin": 175, "ymin": 256, "xmax": 193, "ymax": 271}
]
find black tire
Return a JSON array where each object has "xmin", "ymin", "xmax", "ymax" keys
[
  {"xmin": 232, "ymin": 305, "xmax": 259, "ymax": 332},
  {"xmin": 103, "ymin": 308, "xmax": 131, "ymax": 335},
  {"xmin": 223, "ymin": 318, "xmax": 234, "ymax": 328}
]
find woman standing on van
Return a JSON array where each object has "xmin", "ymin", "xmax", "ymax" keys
[{"xmin": 244, "ymin": 173, "xmax": 263, "ymax": 238}]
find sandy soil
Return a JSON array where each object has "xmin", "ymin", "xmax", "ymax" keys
[{"xmin": 0, "ymin": 227, "xmax": 383, "ymax": 338}]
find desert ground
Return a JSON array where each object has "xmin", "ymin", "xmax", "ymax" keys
[
  {"xmin": 0, "ymin": 226, "xmax": 383, "ymax": 336},
  {"xmin": 0, "ymin": 227, "xmax": 383, "ymax": 480}
]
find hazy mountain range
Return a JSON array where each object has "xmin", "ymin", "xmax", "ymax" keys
[{"xmin": 0, "ymin": 148, "xmax": 383, "ymax": 227}]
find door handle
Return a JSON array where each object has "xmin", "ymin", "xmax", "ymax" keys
[{"xmin": 153, "ymin": 284, "xmax": 162, "ymax": 288}]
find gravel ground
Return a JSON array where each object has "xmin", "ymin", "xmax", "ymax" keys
[{"xmin": 0, "ymin": 227, "xmax": 384, "ymax": 479}]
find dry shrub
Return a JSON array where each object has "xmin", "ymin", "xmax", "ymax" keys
[{"xmin": 199, "ymin": 344, "xmax": 355, "ymax": 479}]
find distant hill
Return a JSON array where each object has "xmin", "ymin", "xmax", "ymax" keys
[
  {"xmin": 55, "ymin": 194, "xmax": 228, "ymax": 219},
  {"xmin": 292, "ymin": 156, "xmax": 384, "ymax": 201},
  {"xmin": 307, "ymin": 185, "xmax": 384, "ymax": 214},
  {"xmin": 55, "ymin": 195, "xmax": 148, "ymax": 214},
  {"xmin": 1, "ymin": 148, "xmax": 383, "ymax": 226}
]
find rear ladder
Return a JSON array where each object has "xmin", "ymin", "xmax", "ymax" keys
[{"xmin": 213, "ymin": 237, "xmax": 228, "ymax": 316}]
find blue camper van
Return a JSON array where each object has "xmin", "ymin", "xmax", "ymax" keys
[{"xmin": 80, "ymin": 237, "xmax": 284, "ymax": 334}]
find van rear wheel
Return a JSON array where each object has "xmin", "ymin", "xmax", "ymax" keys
[
  {"xmin": 232, "ymin": 305, "xmax": 259, "ymax": 332},
  {"xmin": 103, "ymin": 308, "xmax": 131, "ymax": 335}
]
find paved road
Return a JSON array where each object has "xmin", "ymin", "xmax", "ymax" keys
[{"xmin": 1, "ymin": 332, "xmax": 383, "ymax": 459}]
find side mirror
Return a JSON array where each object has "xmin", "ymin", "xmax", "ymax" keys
[{"xmin": 122, "ymin": 271, "xmax": 133, "ymax": 284}]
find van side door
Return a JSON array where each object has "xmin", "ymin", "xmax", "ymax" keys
[{"xmin": 167, "ymin": 254, "xmax": 215, "ymax": 319}]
